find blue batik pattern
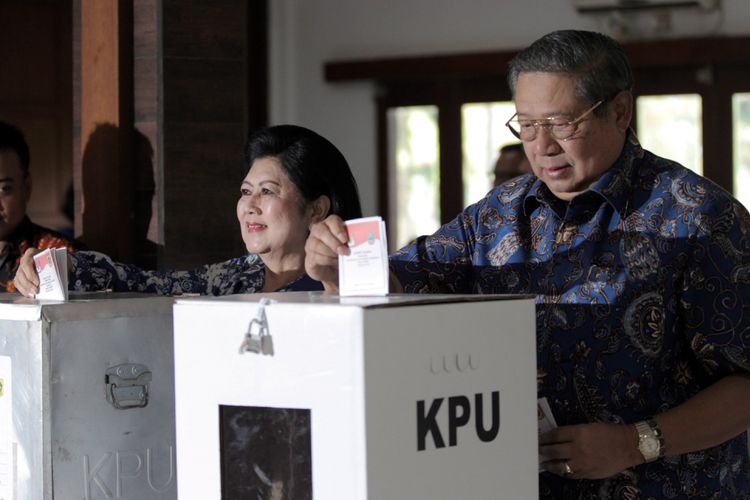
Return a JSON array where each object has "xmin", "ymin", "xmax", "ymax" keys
[{"xmin": 392, "ymin": 132, "xmax": 750, "ymax": 499}]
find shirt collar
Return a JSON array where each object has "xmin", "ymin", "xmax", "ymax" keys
[
  {"xmin": 2, "ymin": 216, "xmax": 33, "ymax": 252},
  {"xmin": 523, "ymin": 129, "xmax": 643, "ymax": 217}
]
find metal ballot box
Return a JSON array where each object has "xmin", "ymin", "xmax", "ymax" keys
[
  {"xmin": 0, "ymin": 293, "xmax": 177, "ymax": 500},
  {"xmin": 173, "ymin": 292, "xmax": 538, "ymax": 499}
]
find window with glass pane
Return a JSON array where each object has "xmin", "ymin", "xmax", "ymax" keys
[
  {"xmin": 387, "ymin": 106, "xmax": 440, "ymax": 250},
  {"xmin": 461, "ymin": 102, "xmax": 519, "ymax": 206},
  {"xmin": 733, "ymin": 93, "xmax": 750, "ymax": 210},
  {"xmin": 636, "ymin": 94, "xmax": 703, "ymax": 175}
]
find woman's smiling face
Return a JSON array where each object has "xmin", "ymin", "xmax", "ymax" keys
[{"xmin": 236, "ymin": 156, "xmax": 312, "ymax": 259}]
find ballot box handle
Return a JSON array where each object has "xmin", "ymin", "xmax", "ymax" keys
[
  {"xmin": 105, "ymin": 363, "xmax": 152, "ymax": 409},
  {"xmin": 239, "ymin": 297, "xmax": 276, "ymax": 356}
]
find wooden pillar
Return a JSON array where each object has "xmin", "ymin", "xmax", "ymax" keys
[{"xmin": 76, "ymin": 0, "xmax": 134, "ymax": 261}]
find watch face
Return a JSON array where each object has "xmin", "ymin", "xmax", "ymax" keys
[
  {"xmin": 641, "ymin": 437, "xmax": 659, "ymax": 454},
  {"xmin": 636, "ymin": 422, "xmax": 662, "ymax": 462}
]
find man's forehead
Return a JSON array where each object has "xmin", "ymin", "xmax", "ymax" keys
[
  {"xmin": 514, "ymin": 72, "xmax": 582, "ymax": 115},
  {"xmin": 0, "ymin": 149, "xmax": 26, "ymax": 178}
]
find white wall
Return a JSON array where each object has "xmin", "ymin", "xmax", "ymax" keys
[{"xmin": 270, "ymin": 0, "xmax": 750, "ymax": 215}]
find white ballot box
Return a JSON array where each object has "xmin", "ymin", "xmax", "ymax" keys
[
  {"xmin": 173, "ymin": 292, "xmax": 538, "ymax": 499},
  {"xmin": 0, "ymin": 293, "xmax": 177, "ymax": 500}
]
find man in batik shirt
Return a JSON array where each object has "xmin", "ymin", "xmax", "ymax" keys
[
  {"xmin": 306, "ymin": 30, "xmax": 750, "ymax": 499},
  {"xmin": 0, "ymin": 122, "xmax": 82, "ymax": 292}
]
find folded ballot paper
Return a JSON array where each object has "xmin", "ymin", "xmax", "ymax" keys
[
  {"xmin": 33, "ymin": 247, "xmax": 69, "ymax": 301},
  {"xmin": 338, "ymin": 216, "xmax": 389, "ymax": 296},
  {"xmin": 537, "ymin": 397, "xmax": 558, "ymax": 472}
]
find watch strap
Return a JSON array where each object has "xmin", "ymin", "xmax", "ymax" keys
[{"xmin": 645, "ymin": 419, "xmax": 666, "ymax": 458}]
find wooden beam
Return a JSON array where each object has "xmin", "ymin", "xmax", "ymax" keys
[
  {"xmin": 325, "ymin": 36, "xmax": 750, "ymax": 83},
  {"xmin": 326, "ymin": 51, "xmax": 513, "ymax": 83}
]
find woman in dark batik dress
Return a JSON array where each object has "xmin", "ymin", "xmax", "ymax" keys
[{"xmin": 14, "ymin": 125, "xmax": 362, "ymax": 296}]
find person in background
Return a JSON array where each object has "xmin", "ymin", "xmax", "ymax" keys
[
  {"xmin": 305, "ymin": 30, "xmax": 750, "ymax": 498},
  {"xmin": 14, "ymin": 124, "xmax": 362, "ymax": 296},
  {"xmin": 492, "ymin": 142, "xmax": 532, "ymax": 186},
  {"xmin": 0, "ymin": 121, "xmax": 83, "ymax": 292}
]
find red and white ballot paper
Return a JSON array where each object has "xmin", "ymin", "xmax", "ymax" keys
[
  {"xmin": 33, "ymin": 247, "xmax": 69, "ymax": 301},
  {"xmin": 338, "ymin": 216, "xmax": 389, "ymax": 296}
]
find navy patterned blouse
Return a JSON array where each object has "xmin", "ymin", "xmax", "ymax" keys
[
  {"xmin": 392, "ymin": 132, "xmax": 750, "ymax": 499},
  {"xmin": 70, "ymin": 251, "xmax": 323, "ymax": 295}
]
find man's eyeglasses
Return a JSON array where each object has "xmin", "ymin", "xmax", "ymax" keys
[{"xmin": 505, "ymin": 100, "xmax": 604, "ymax": 142}]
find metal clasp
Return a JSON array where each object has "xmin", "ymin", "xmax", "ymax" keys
[
  {"xmin": 239, "ymin": 297, "xmax": 275, "ymax": 355},
  {"xmin": 105, "ymin": 363, "xmax": 152, "ymax": 409}
]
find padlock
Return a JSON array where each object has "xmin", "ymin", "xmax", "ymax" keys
[
  {"xmin": 240, "ymin": 334, "xmax": 264, "ymax": 354},
  {"xmin": 260, "ymin": 333, "xmax": 274, "ymax": 355},
  {"xmin": 239, "ymin": 299, "xmax": 276, "ymax": 356}
]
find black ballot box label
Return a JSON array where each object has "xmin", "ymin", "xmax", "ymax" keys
[{"xmin": 219, "ymin": 405, "xmax": 313, "ymax": 499}]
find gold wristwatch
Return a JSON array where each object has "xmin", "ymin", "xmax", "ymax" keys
[{"xmin": 635, "ymin": 419, "xmax": 665, "ymax": 463}]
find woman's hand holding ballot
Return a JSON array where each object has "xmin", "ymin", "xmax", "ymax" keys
[{"xmin": 304, "ymin": 215, "xmax": 350, "ymax": 292}]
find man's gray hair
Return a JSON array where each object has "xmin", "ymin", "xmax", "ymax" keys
[{"xmin": 507, "ymin": 30, "xmax": 634, "ymax": 117}]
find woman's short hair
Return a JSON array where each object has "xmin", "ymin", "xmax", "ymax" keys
[
  {"xmin": 244, "ymin": 125, "xmax": 363, "ymax": 220},
  {"xmin": 507, "ymin": 30, "xmax": 633, "ymax": 117}
]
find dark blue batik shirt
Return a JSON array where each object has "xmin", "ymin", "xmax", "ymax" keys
[
  {"xmin": 392, "ymin": 132, "xmax": 750, "ymax": 499},
  {"xmin": 70, "ymin": 251, "xmax": 323, "ymax": 295}
]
